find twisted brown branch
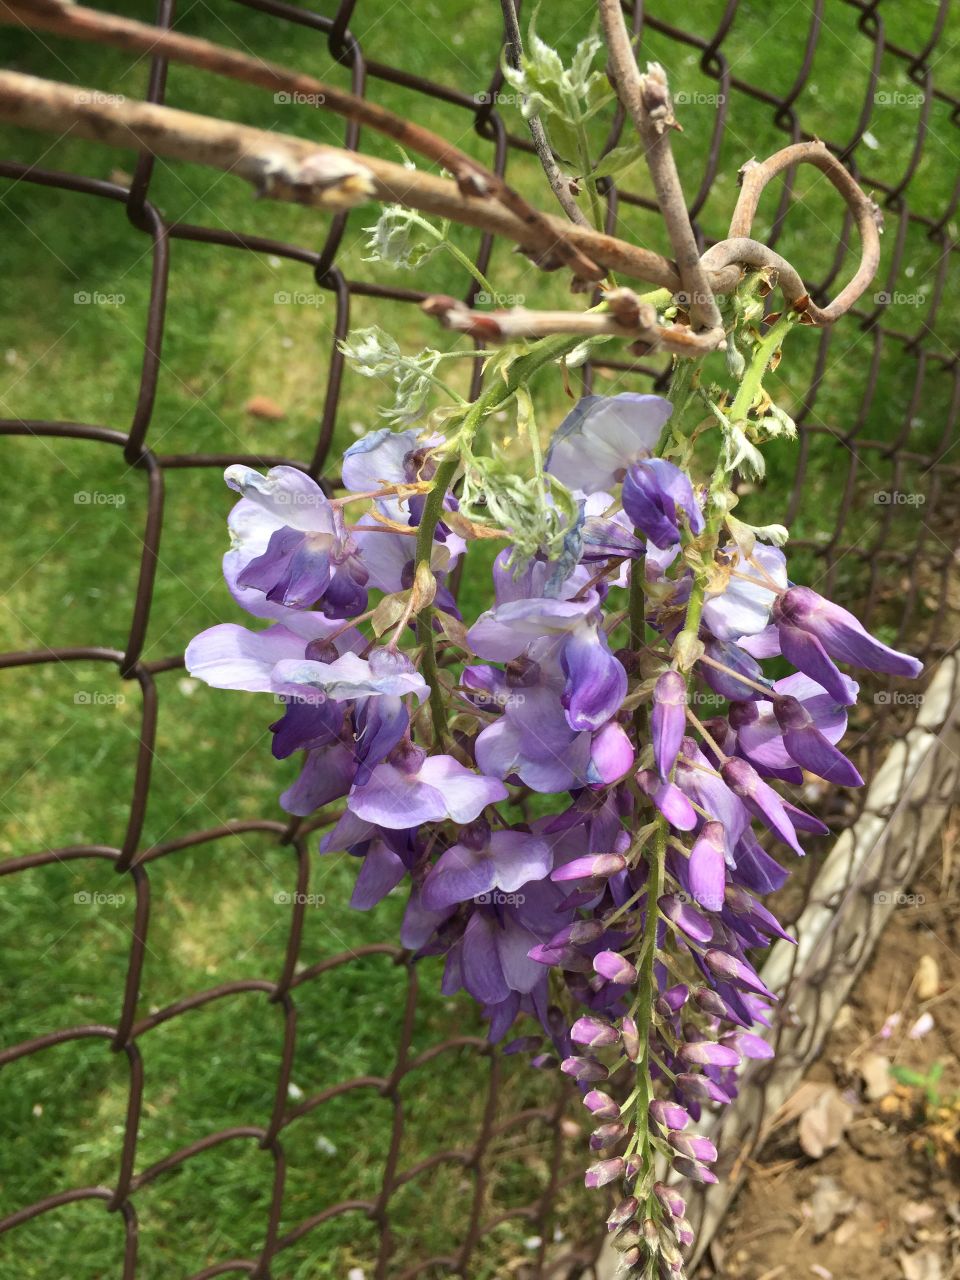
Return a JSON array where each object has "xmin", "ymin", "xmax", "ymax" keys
[
  {"xmin": 0, "ymin": 0, "xmax": 607, "ymax": 281},
  {"xmin": 597, "ymin": 0, "xmax": 722, "ymax": 333},
  {"xmin": 0, "ymin": 70, "xmax": 682, "ymax": 287}
]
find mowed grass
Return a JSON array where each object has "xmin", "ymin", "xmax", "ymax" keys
[{"xmin": 1, "ymin": 0, "xmax": 958, "ymax": 1275}]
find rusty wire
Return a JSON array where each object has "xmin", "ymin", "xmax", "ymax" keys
[{"xmin": 1, "ymin": 0, "xmax": 959, "ymax": 1276}]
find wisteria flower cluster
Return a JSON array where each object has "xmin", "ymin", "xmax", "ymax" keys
[{"xmin": 187, "ymin": 304, "xmax": 921, "ymax": 1273}]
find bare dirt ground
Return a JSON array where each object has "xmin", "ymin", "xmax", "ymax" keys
[{"xmin": 703, "ymin": 812, "xmax": 960, "ymax": 1280}]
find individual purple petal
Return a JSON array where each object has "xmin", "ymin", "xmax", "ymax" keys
[
  {"xmin": 659, "ymin": 894, "xmax": 714, "ymax": 944},
  {"xmin": 466, "ymin": 596, "xmax": 596, "ymax": 663},
  {"xmin": 461, "ymin": 912, "xmax": 510, "ymax": 1006},
  {"xmin": 418, "ymin": 754, "xmax": 510, "ymax": 822},
  {"xmin": 775, "ymin": 585, "xmax": 923, "ymax": 678},
  {"xmin": 733, "ymin": 829, "xmax": 789, "ymax": 894},
  {"xmin": 668, "ymin": 1132, "xmax": 717, "ymax": 1163},
  {"xmin": 279, "ymin": 742, "xmax": 356, "ymax": 815},
  {"xmin": 687, "ymin": 822, "xmax": 727, "ymax": 912},
  {"xmin": 622, "ymin": 458, "xmax": 703, "ymax": 549},
  {"xmin": 353, "ymin": 695, "xmax": 409, "ymax": 785},
  {"xmin": 560, "ymin": 624, "xmax": 627, "ymax": 731},
  {"xmin": 676, "ymin": 1072, "xmax": 734, "ymax": 1104},
  {"xmin": 723, "ymin": 1030, "xmax": 774, "ymax": 1060},
  {"xmin": 678, "ymin": 1040, "xmax": 740, "ymax": 1068},
  {"xmin": 270, "ymin": 698, "xmax": 344, "ymax": 759},
  {"xmin": 545, "ymin": 393, "xmax": 672, "ymax": 495},
  {"xmin": 738, "ymin": 624, "xmax": 781, "ymax": 659},
  {"xmin": 672, "ymin": 1157, "xmax": 718, "ymax": 1185},
  {"xmin": 587, "ymin": 721, "xmax": 635, "ymax": 787},
  {"xmin": 778, "ymin": 623, "xmax": 857, "ymax": 708},
  {"xmin": 341, "ymin": 426, "xmax": 422, "ymax": 493},
  {"xmin": 782, "ymin": 799, "xmax": 829, "ymax": 834},
  {"xmin": 185, "ymin": 623, "xmax": 309, "ymax": 692},
  {"xmin": 774, "ymin": 695, "xmax": 864, "ymax": 786},
  {"xmin": 272, "ymin": 648, "xmax": 429, "ymax": 704},
  {"xmin": 721, "ymin": 757, "xmax": 804, "ymax": 856},
  {"xmin": 703, "ymin": 949, "xmax": 774, "ymax": 999},
  {"xmin": 350, "ymin": 843, "xmax": 407, "ymax": 909},
  {"xmin": 637, "ymin": 770, "xmax": 697, "ymax": 831},
  {"xmin": 701, "ymin": 544, "xmax": 786, "ymax": 640},
  {"xmin": 700, "ymin": 638, "xmax": 771, "ymax": 701},
  {"xmin": 652, "ymin": 669, "xmax": 687, "ymax": 780}
]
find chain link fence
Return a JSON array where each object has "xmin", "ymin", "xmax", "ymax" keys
[{"xmin": 1, "ymin": 0, "xmax": 958, "ymax": 1276}]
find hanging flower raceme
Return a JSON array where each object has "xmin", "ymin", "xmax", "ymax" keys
[{"xmin": 187, "ymin": 327, "xmax": 922, "ymax": 1278}]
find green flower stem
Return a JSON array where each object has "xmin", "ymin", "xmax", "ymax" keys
[
  {"xmin": 626, "ymin": 305, "xmax": 798, "ymax": 1183},
  {"xmin": 413, "ymin": 331, "xmax": 588, "ymax": 746},
  {"xmin": 401, "ymin": 211, "xmax": 498, "ymax": 297}
]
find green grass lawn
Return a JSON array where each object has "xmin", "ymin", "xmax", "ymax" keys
[{"xmin": 1, "ymin": 1, "xmax": 957, "ymax": 1275}]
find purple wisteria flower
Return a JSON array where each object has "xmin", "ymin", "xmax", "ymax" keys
[{"xmin": 188, "ymin": 367, "xmax": 923, "ymax": 1280}]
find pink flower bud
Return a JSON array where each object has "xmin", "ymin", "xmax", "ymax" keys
[{"xmin": 584, "ymin": 1157, "xmax": 624, "ymax": 1188}]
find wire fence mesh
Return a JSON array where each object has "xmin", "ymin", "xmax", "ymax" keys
[{"xmin": 1, "ymin": 0, "xmax": 958, "ymax": 1276}]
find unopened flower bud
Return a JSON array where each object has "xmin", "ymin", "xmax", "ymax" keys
[
  {"xmin": 649, "ymin": 1099, "xmax": 690, "ymax": 1131},
  {"xmin": 571, "ymin": 1015, "xmax": 620, "ymax": 1047},
  {"xmin": 583, "ymin": 1090, "xmax": 620, "ymax": 1120},
  {"xmin": 620, "ymin": 1014, "xmax": 640, "ymax": 1062},
  {"xmin": 653, "ymin": 1182, "xmax": 686, "ymax": 1219},
  {"xmin": 678, "ymin": 1039, "xmax": 740, "ymax": 1068},
  {"xmin": 607, "ymin": 1196, "xmax": 638, "ymax": 1231},
  {"xmin": 590, "ymin": 1122, "xmax": 628, "ymax": 1151},
  {"xmin": 585, "ymin": 1157, "xmax": 624, "ymax": 1188},
  {"xmin": 668, "ymin": 1131, "xmax": 718, "ymax": 1163},
  {"xmin": 593, "ymin": 949, "xmax": 638, "ymax": 985},
  {"xmin": 561, "ymin": 1055, "xmax": 609, "ymax": 1083},
  {"xmin": 551, "ymin": 852, "xmax": 627, "ymax": 882}
]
